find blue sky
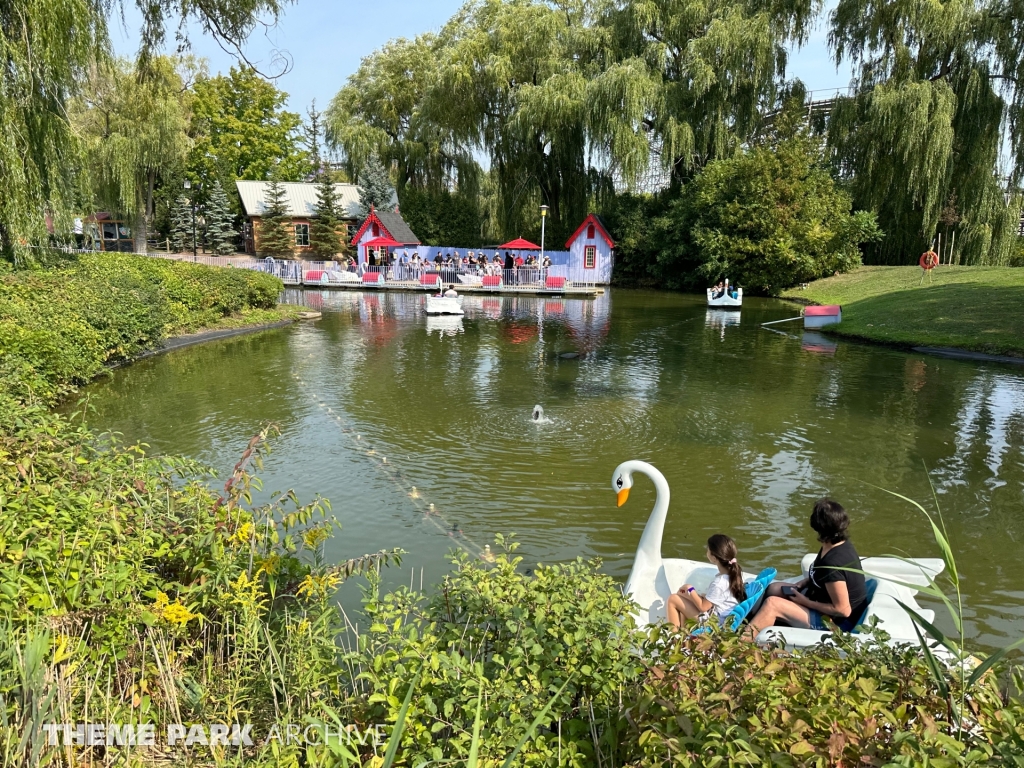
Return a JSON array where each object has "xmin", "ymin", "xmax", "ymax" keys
[{"xmin": 110, "ymin": 0, "xmax": 856, "ymax": 117}]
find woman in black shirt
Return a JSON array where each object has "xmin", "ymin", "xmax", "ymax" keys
[{"xmin": 747, "ymin": 499, "xmax": 868, "ymax": 636}]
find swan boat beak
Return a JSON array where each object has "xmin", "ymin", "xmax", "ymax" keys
[{"xmin": 616, "ymin": 488, "xmax": 630, "ymax": 507}]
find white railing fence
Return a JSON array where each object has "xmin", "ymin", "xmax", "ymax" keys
[{"xmin": 44, "ymin": 248, "xmax": 598, "ymax": 290}]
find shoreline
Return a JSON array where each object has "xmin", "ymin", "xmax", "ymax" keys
[
  {"xmin": 142, "ymin": 319, "xmax": 298, "ymax": 358},
  {"xmin": 135, "ymin": 305, "xmax": 321, "ymax": 360},
  {"xmin": 782, "ymin": 297, "xmax": 1024, "ymax": 365}
]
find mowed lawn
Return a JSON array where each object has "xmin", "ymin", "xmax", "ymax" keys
[{"xmin": 781, "ymin": 266, "xmax": 1024, "ymax": 357}]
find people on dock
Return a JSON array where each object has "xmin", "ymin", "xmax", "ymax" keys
[
  {"xmin": 746, "ymin": 499, "xmax": 868, "ymax": 637},
  {"xmin": 666, "ymin": 534, "xmax": 747, "ymax": 628}
]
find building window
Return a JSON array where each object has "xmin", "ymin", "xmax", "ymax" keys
[
  {"xmin": 584, "ymin": 245, "xmax": 597, "ymax": 269},
  {"xmin": 587, "ymin": 224, "xmax": 595, "ymax": 239},
  {"xmin": 295, "ymin": 223, "xmax": 310, "ymax": 247}
]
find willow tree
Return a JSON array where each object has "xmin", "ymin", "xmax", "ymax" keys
[
  {"xmin": 825, "ymin": 0, "xmax": 1022, "ymax": 264},
  {"xmin": 326, "ymin": 35, "xmax": 478, "ymax": 196},
  {"xmin": 0, "ymin": 0, "xmax": 290, "ymax": 262},
  {"xmin": 589, "ymin": 0, "xmax": 817, "ymax": 186},
  {"xmin": 427, "ymin": 0, "xmax": 606, "ymax": 242},
  {"xmin": 72, "ymin": 56, "xmax": 191, "ymax": 253}
]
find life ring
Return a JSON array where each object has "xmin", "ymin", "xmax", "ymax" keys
[{"xmin": 919, "ymin": 251, "xmax": 939, "ymax": 270}]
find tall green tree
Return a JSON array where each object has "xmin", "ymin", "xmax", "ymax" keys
[
  {"xmin": 306, "ymin": 108, "xmax": 347, "ymax": 258},
  {"xmin": 170, "ymin": 195, "xmax": 193, "ymax": 253},
  {"xmin": 309, "ymin": 176, "xmax": 347, "ymax": 258},
  {"xmin": 657, "ymin": 137, "xmax": 881, "ymax": 294},
  {"xmin": 430, "ymin": 0, "xmax": 600, "ymax": 243},
  {"xmin": 825, "ymin": 0, "xmax": 1023, "ymax": 264},
  {"xmin": 0, "ymin": 0, "xmax": 291, "ymax": 262},
  {"xmin": 398, "ymin": 188, "xmax": 481, "ymax": 246},
  {"xmin": 189, "ymin": 66, "xmax": 310, "ymax": 202},
  {"xmin": 257, "ymin": 174, "xmax": 294, "ymax": 257},
  {"xmin": 205, "ymin": 180, "xmax": 237, "ymax": 255},
  {"xmin": 72, "ymin": 56, "xmax": 192, "ymax": 253},
  {"xmin": 326, "ymin": 35, "xmax": 476, "ymax": 194},
  {"xmin": 358, "ymin": 151, "xmax": 395, "ymax": 213},
  {"xmin": 591, "ymin": 0, "xmax": 816, "ymax": 184}
]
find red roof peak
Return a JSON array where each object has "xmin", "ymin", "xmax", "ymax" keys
[{"xmin": 566, "ymin": 214, "xmax": 614, "ymax": 249}]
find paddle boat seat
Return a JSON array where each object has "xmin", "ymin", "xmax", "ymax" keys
[
  {"xmin": 420, "ymin": 273, "xmax": 442, "ymax": 289},
  {"xmin": 482, "ymin": 275, "xmax": 502, "ymax": 289},
  {"xmin": 691, "ymin": 568, "xmax": 777, "ymax": 634},
  {"xmin": 545, "ymin": 276, "xmax": 567, "ymax": 291},
  {"xmin": 304, "ymin": 270, "xmax": 325, "ymax": 284},
  {"xmin": 755, "ymin": 556, "xmax": 944, "ymax": 649},
  {"xmin": 362, "ymin": 271, "xmax": 383, "ymax": 284}
]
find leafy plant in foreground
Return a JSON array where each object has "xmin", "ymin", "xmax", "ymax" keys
[{"xmin": 861, "ymin": 472, "xmax": 1024, "ymax": 739}]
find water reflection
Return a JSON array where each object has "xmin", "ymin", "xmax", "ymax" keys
[{"xmin": 77, "ymin": 288, "xmax": 1024, "ymax": 648}]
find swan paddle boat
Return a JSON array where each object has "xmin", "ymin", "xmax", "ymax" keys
[
  {"xmin": 707, "ymin": 279, "xmax": 742, "ymax": 308},
  {"xmin": 612, "ymin": 460, "xmax": 945, "ymax": 650},
  {"xmin": 424, "ymin": 293, "xmax": 465, "ymax": 316}
]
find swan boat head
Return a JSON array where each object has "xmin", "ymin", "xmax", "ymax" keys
[
  {"xmin": 612, "ymin": 460, "xmax": 672, "ymax": 573},
  {"xmin": 614, "ymin": 460, "xmax": 715, "ymax": 627}
]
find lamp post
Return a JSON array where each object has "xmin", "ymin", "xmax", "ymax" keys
[
  {"xmin": 539, "ymin": 205, "xmax": 549, "ymax": 270},
  {"xmin": 183, "ymin": 179, "xmax": 197, "ymax": 262}
]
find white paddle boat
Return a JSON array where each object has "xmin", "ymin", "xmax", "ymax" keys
[
  {"xmin": 707, "ymin": 279, "xmax": 742, "ymax": 308},
  {"xmin": 425, "ymin": 293, "xmax": 464, "ymax": 316},
  {"xmin": 612, "ymin": 460, "xmax": 945, "ymax": 649}
]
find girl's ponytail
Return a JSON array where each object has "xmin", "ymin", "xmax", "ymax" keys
[{"xmin": 708, "ymin": 534, "xmax": 747, "ymax": 603}]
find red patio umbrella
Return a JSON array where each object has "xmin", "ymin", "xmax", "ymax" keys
[
  {"xmin": 496, "ymin": 237, "xmax": 541, "ymax": 250},
  {"xmin": 362, "ymin": 235, "xmax": 403, "ymax": 248}
]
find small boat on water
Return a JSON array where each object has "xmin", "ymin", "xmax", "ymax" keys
[
  {"xmin": 612, "ymin": 459, "xmax": 944, "ymax": 650},
  {"xmin": 707, "ymin": 279, "xmax": 742, "ymax": 308},
  {"xmin": 425, "ymin": 293, "xmax": 465, "ymax": 316}
]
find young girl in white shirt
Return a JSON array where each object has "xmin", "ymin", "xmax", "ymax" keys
[{"xmin": 666, "ymin": 534, "xmax": 747, "ymax": 628}]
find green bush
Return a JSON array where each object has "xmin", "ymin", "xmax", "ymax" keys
[
  {"xmin": 656, "ymin": 138, "xmax": 882, "ymax": 295},
  {"xmin": 625, "ymin": 626, "xmax": 1024, "ymax": 766},
  {"xmin": 348, "ymin": 538, "xmax": 641, "ymax": 767},
  {"xmin": 398, "ymin": 187, "xmax": 484, "ymax": 247},
  {"xmin": 0, "ymin": 251, "xmax": 283, "ymax": 404}
]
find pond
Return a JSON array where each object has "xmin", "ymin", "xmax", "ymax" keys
[{"xmin": 75, "ymin": 288, "xmax": 1024, "ymax": 649}]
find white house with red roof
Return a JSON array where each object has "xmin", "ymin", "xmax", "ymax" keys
[
  {"xmin": 565, "ymin": 214, "xmax": 615, "ymax": 284},
  {"xmin": 351, "ymin": 206, "xmax": 421, "ymax": 266}
]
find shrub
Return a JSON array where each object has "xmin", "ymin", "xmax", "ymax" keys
[
  {"xmin": 657, "ymin": 137, "xmax": 882, "ymax": 295},
  {"xmin": 0, "ymin": 251, "xmax": 283, "ymax": 404},
  {"xmin": 625, "ymin": 626, "xmax": 1024, "ymax": 766},
  {"xmin": 347, "ymin": 538, "xmax": 642, "ymax": 767}
]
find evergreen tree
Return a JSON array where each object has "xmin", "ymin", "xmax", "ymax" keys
[
  {"xmin": 170, "ymin": 195, "xmax": 193, "ymax": 253},
  {"xmin": 305, "ymin": 104, "xmax": 347, "ymax": 258},
  {"xmin": 358, "ymin": 152, "xmax": 395, "ymax": 213},
  {"xmin": 257, "ymin": 174, "xmax": 295, "ymax": 257},
  {"xmin": 205, "ymin": 180, "xmax": 237, "ymax": 256},
  {"xmin": 309, "ymin": 175, "xmax": 347, "ymax": 258}
]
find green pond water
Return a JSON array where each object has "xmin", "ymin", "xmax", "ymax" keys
[{"xmin": 75, "ymin": 288, "xmax": 1024, "ymax": 648}]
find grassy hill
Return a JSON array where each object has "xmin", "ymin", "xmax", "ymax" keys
[{"xmin": 781, "ymin": 266, "xmax": 1024, "ymax": 358}]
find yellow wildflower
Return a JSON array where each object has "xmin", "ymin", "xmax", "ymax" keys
[
  {"xmin": 228, "ymin": 570, "xmax": 266, "ymax": 614},
  {"xmin": 301, "ymin": 525, "xmax": 330, "ymax": 549},
  {"xmin": 231, "ymin": 521, "xmax": 254, "ymax": 546},
  {"xmin": 161, "ymin": 601, "xmax": 197, "ymax": 627},
  {"xmin": 296, "ymin": 571, "xmax": 342, "ymax": 601},
  {"xmin": 256, "ymin": 553, "xmax": 281, "ymax": 576},
  {"xmin": 150, "ymin": 592, "xmax": 197, "ymax": 628}
]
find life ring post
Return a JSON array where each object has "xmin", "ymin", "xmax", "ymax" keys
[{"xmin": 919, "ymin": 250, "xmax": 939, "ymax": 283}]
